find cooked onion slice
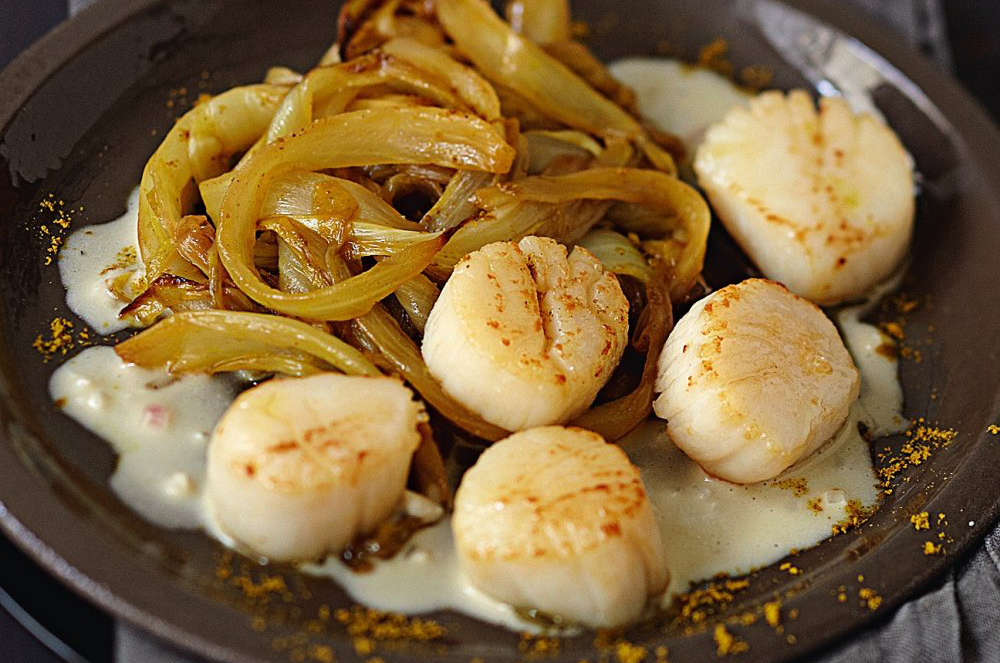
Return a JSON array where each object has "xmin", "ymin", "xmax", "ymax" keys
[
  {"xmin": 475, "ymin": 168, "xmax": 710, "ymax": 300},
  {"xmin": 138, "ymin": 84, "xmax": 288, "ymax": 283},
  {"xmin": 216, "ymin": 106, "xmax": 514, "ymax": 320},
  {"xmin": 115, "ymin": 310, "xmax": 380, "ymax": 377}
]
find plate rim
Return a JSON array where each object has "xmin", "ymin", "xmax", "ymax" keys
[{"xmin": 2, "ymin": 0, "xmax": 1000, "ymax": 661}]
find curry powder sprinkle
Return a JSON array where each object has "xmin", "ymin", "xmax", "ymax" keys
[
  {"xmin": 674, "ymin": 577, "xmax": 750, "ymax": 626},
  {"xmin": 775, "ymin": 478, "xmax": 809, "ymax": 498},
  {"xmin": 614, "ymin": 641, "xmax": 647, "ymax": 663},
  {"xmin": 697, "ymin": 38, "xmax": 733, "ymax": 77},
  {"xmin": 37, "ymin": 194, "xmax": 80, "ymax": 265},
  {"xmin": 763, "ymin": 601, "xmax": 781, "ymax": 629},
  {"xmin": 712, "ymin": 624, "xmax": 748, "ymax": 657},
  {"xmin": 518, "ymin": 633, "xmax": 561, "ymax": 655},
  {"xmin": 910, "ymin": 512, "xmax": 930, "ymax": 530},
  {"xmin": 831, "ymin": 499, "xmax": 878, "ymax": 536},
  {"xmin": 333, "ymin": 606, "xmax": 444, "ymax": 641},
  {"xmin": 307, "ymin": 644, "xmax": 335, "ymax": 663},
  {"xmin": 876, "ymin": 419, "xmax": 956, "ymax": 490},
  {"xmin": 33, "ymin": 317, "xmax": 91, "ymax": 361},
  {"xmin": 858, "ymin": 588, "xmax": 882, "ymax": 611}
]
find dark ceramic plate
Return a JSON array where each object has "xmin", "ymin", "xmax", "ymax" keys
[{"xmin": 2, "ymin": 0, "xmax": 1000, "ymax": 661}]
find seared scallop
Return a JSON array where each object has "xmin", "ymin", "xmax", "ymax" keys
[
  {"xmin": 453, "ymin": 425, "xmax": 668, "ymax": 627},
  {"xmin": 694, "ymin": 90, "xmax": 914, "ymax": 304},
  {"xmin": 422, "ymin": 236, "xmax": 629, "ymax": 431},
  {"xmin": 653, "ymin": 278, "xmax": 859, "ymax": 483},
  {"xmin": 206, "ymin": 373, "xmax": 423, "ymax": 561}
]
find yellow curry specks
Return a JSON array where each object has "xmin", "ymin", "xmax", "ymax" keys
[
  {"xmin": 100, "ymin": 246, "xmax": 138, "ymax": 275},
  {"xmin": 333, "ymin": 606, "xmax": 444, "ymax": 641},
  {"xmin": 674, "ymin": 577, "xmax": 751, "ymax": 626},
  {"xmin": 33, "ymin": 317, "xmax": 92, "ymax": 361},
  {"xmin": 712, "ymin": 624, "xmax": 748, "ymax": 657},
  {"xmin": 778, "ymin": 562, "xmax": 801, "ymax": 576},
  {"xmin": 763, "ymin": 601, "xmax": 781, "ymax": 629},
  {"xmin": 775, "ymin": 477, "xmax": 808, "ymax": 498},
  {"xmin": 832, "ymin": 499, "xmax": 878, "ymax": 536},
  {"xmin": 37, "ymin": 194, "xmax": 81, "ymax": 265},
  {"xmin": 910, "ymin": 512, "xmax": 930, "ymax": 531},
  {"xmin": 307, "ymin": 644, "xmax": 335, "ymax": 663},
  {"xmin": 517, "ymin": 633, "xmax": 561, "ymax": 656},
  {"xmin": 858, "ymin": 588, "xmax": 882, "ymax": 611},
  {"xmin": 230, "ymin": 573, "xmax": 288, "ymax": 600},
  {"xmin": 697, "ymin": 38, "xmax": 732, "ymax": 77},
  {"xmin": 613, "ymin": 641, "xmax": 647, "ymax": 663},
  {"xmin": 876, "ymin": 418, "xmax": 957, "ymax": 491}
]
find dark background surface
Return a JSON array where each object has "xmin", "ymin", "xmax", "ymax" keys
[{"xmin": 0, "ymin": 1, "xmax": 998, "ymax": 662}]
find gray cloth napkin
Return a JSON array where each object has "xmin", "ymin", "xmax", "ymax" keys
[
  {"xmin": 56, "ymin": 0, "xmax": 982, "ymax": 661},
  {"xmin": 818, "ymin": 532, "xmax": 1000, "ymax": 662}
]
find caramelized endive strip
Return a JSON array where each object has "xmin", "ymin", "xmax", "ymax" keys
[
  {"xmin": 505, "ymin": 0, "xmax": 571, "ymax": 43},
  {"xmin": 435, "ymin": 0, "xmax": 655, "ymax": 151},
  {"xmin": 577, "ymin": 228, "xmax": 652, "ymax": 283},
  {"xmin": 393, "ymin": 274, "xmax": 440, "ymax": 334},
  {"xmin": 344, "ymin": 223, "xmax": 444, "ymax": 259},
  {"xmin": 475, "ymin": 168, "xmax": 710, "ymax": 300},
  {"xmin": 261, "ymin": 216, "xmax": 338, "ymax": 294},
  {"xmin": 381, "ymin": 37, "xmax": 501, "ymax": 120},
  {"xmin": 120, "ymin": 274, "xmax": 259, "ymax": 325},
  {"xmin": 503, "ymin": 0, "xmax": 637, "ymax": 110},
  {"xmin": 264, "ymin": 44, "xmax": 497, "ymax": 142},
  {"xmin": 412, "ymin": 422, "xmax": 452, "ymax": 507},
  {"xmin": 353, "ymin": 303, "xmax": 509, "ymax": 442},
  {"xmin": 201, "ymin": 171, "xmax": 420, "ymax": 230},
  {"xmin": 258, "ymin": 231, "xmax": 443, "ymax": 320},
  {"xmin": 570, "ymin": 263, "xmax": 673, "ymax": 440},
  {"xmin": 543, "ymin": 40, "xmax": 638, "ymax": 111},
  {"xmin": 172, "ymin": 215, "xmax": 216, "ymax": 277},
  {"xmin": 115, "ymin": 311, "xmax": 380, "ymax": 377},
  {"xmin": 523, "ymin": 130, "xmax": 600, "ymax": 174},
  {"xmin": 338, "ymin": 0, "xmax": 447, "ymax": 60},
  {"xmin": 430, "ymin": 143, "xmax": 630, "ymax": 274},
  {"xmin": 216, "ymin": 107, "xmax": 513, "ymax": 319},
  {"xmin": 421, "ymin": 119, "xmax": 521, "ymax": 233},
  {"xmin": 421, "ymin": 170, "xmax": 495, "ymax": 232},
  {"xmin": 138, "ymin": 84, "xmax": 288, "ymax": 283},
  {"xmin": 264, "ymin": 66, "xmax": 303, "ymax": 86}
]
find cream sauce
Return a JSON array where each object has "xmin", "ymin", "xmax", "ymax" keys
[
  {"xmin": 48, "ymin": 307, "xmax": 902, "ymax": 631},
  {"xmin": 49, "ymin": 346, "xmax": 234, "ymax": 529},
  {"xmin": 58, "ymin": 187, "xmax": 144, "ymax": 334},
  {"xmin": 305, "ymin": 519, "xmax": 537, "ymax": 632},
  {"xmin": 835, "ymin": 276, "xmax": 908, "ymax": 437},
  {"xmin": 625, "ymin": 408, "xmax": 877, "ymax": 594},
  {"xmin": 608, "ymin": 57, "xmax": 750, "ymax": 153}
]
